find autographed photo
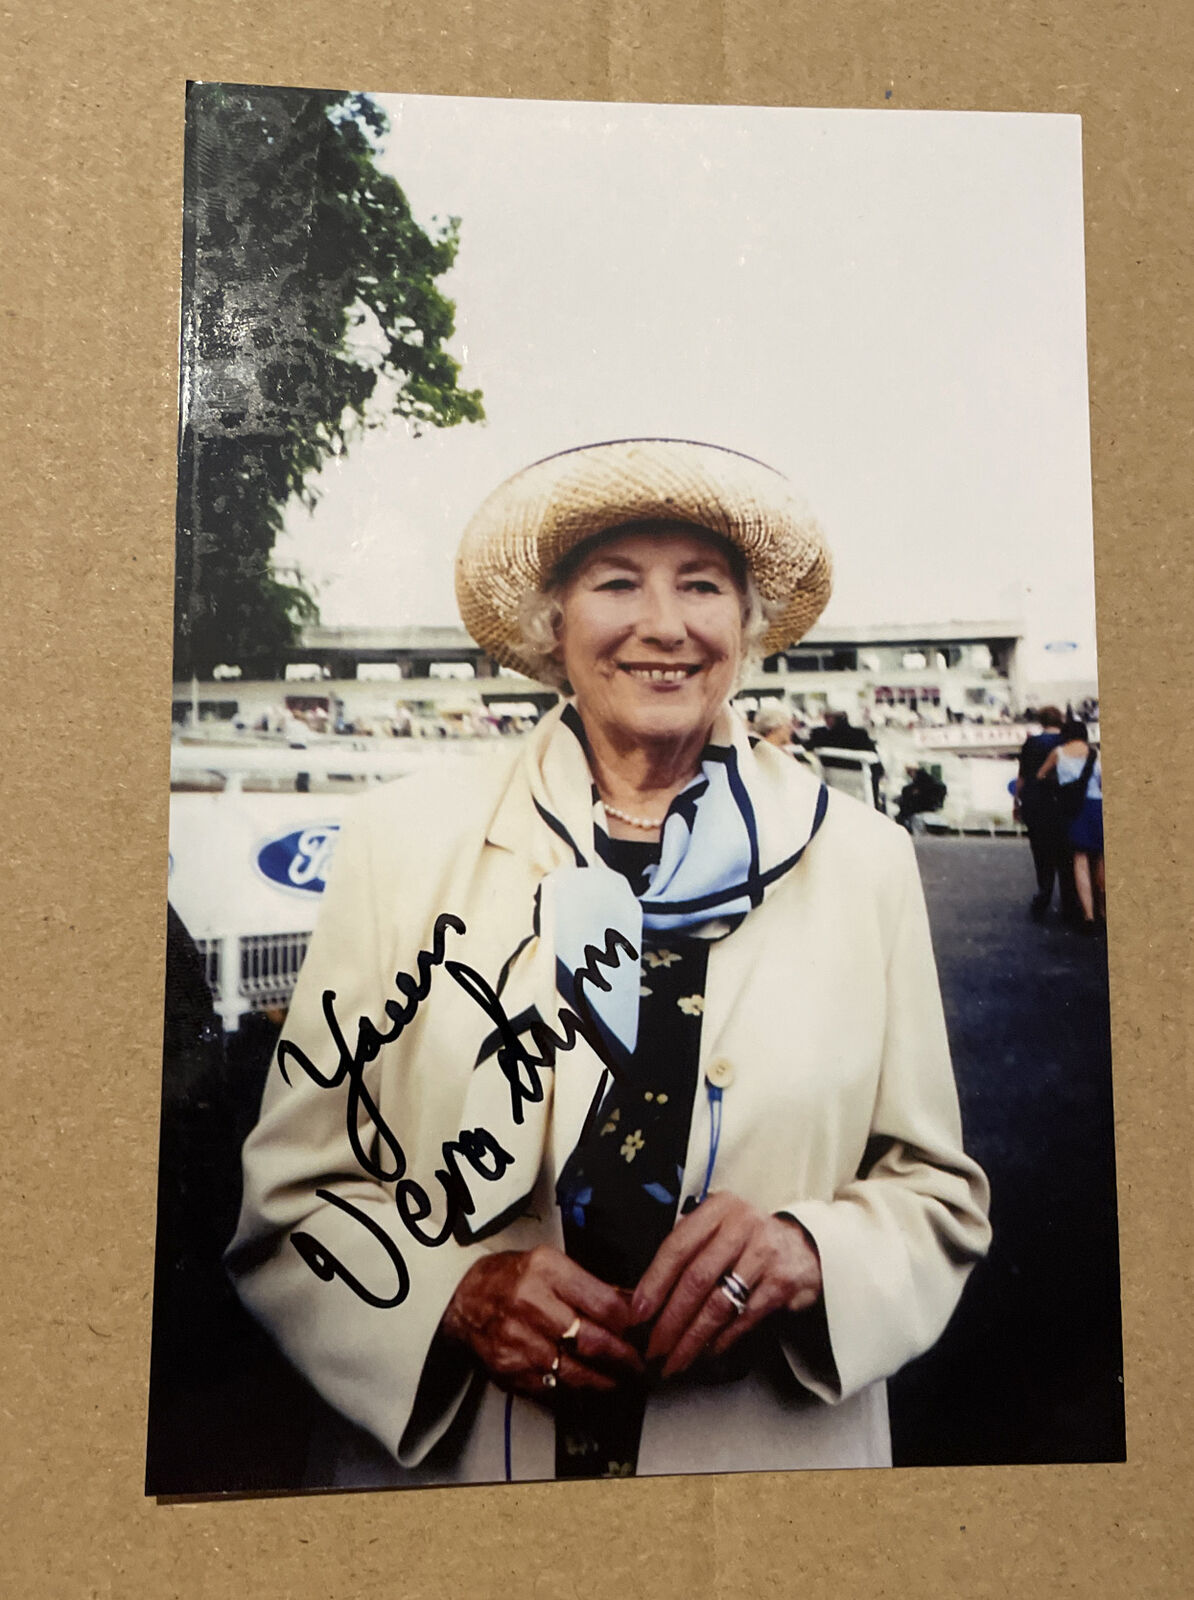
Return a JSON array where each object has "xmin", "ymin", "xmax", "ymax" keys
[{"xmin": 148, "ymin": 85, "xmax": 1122, "ymax": 1496}]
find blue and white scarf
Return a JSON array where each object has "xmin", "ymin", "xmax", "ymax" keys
[{"xmin": 458, "ymin": 701, "xmax": 828, "ymax": 1237}]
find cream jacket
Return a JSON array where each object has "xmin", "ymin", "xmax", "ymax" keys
[{"xmin": 227, "ymin": 711, "xmax": 991, "ymax": 1484}]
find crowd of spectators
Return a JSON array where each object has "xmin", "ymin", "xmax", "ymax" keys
[{"xmin": 222, "ymin": 691, "xmax": 1099, "ymax": 748}]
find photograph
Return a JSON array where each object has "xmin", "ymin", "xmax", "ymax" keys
[{"xmin": 147, "ymin": 82, "xmax": 1122, "ymax": 1496}]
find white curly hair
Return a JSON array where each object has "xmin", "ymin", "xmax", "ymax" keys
[{"xmin": 752, "ymin": 700, "xmax": 795, "ymax": 738}]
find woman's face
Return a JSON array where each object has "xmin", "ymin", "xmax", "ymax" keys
[{"xmin": 554, "ymin": 525, "xmax": 746, "ymax": 756}]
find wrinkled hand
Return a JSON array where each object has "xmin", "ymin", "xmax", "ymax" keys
[
  {"xmin": 440, "ymin": 1246, "xmax": 645, "ymax": 1397},
  {"xmin": 630, "ymin": 1193, "xmax": 823, "ymax": 1379}
]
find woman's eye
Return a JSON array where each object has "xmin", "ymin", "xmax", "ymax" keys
[
  {"xmin": 596, "ymin": 578, "xmax": 636, "ymax": 592},
  {"xmin": 685, "ymin": 580, "xmax": 723, "ymax": 594}
]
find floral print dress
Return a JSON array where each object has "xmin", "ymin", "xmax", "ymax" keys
[{"xmin": 554, "ymin": 832, "xmax": 709, "ymax": 1479}]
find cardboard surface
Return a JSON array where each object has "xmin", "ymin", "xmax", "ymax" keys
[{"xmin": 2, "ymin": 2, "xmax": 1190, "ymax": 1595}]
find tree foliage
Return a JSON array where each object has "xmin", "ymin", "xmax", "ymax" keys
[{"xmin": 174, "ymin": 83, "xmax": 485, "ymax": 680}]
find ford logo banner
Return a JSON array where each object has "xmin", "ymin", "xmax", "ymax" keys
[{"xmin": 255, "ymin": 824, "xmax": 342, "ymax": 895}]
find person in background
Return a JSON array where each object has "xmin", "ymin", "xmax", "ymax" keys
[
  {"xmin": 751, "ymin": 700, "xmax": 796, "ymax": 752},
  {"xmin": 808, "ymin": 710, "xmax": 884, "ymax": 807},
  {"xmin": 1036, "ymin": 719, "xmax": 1105, "ymax": 934},
  {"xmin": 894, "ymin": 765, "xmax": 948, "ymax": 833},
  {"xmin": 808, "ymin": 709, "xmax": 874, "ymax": 754},
  {"xmin": 1013, "ymin": 707, "xmax": 1077, "ymax": 923}
]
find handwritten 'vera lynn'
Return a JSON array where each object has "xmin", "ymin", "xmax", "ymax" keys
[{"xmin": 276, "ymin": 912, "xmax": 637, "ymax": 1308}]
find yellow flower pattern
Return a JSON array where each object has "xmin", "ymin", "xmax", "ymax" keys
[{"xmin": 556, "ymin": 921, "xmax": 710, "ymax": 1482}]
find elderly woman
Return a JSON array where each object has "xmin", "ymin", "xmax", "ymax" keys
[
  {"xmin": 751, "ymin": 700, "xmax": 797, "ymax": 751},
  {"xmin": 227, "ymin": 439, "xmax": 990, "ymax": 1486}
]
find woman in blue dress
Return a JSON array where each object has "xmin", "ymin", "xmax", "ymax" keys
[{"xmin": 1037, "ymin": 719, "xmax": 1104, "ymax": 932}]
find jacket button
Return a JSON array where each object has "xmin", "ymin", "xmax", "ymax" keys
[{"xmin": 706, "ymin": 1057, "xmax": 735, "ymax": 1089}]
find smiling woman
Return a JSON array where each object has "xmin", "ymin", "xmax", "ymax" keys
[
  {"xmin": 550, "ymin": 526, "xmax": 748, "ymax": 830},
  {"xmin": 227, "ymin": 438, "xmax": 991, "ymax": 1487}
]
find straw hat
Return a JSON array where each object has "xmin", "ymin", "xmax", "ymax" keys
[{"xmin": 454, "ymin": 438, "xmax": 832, "ymax": 677}]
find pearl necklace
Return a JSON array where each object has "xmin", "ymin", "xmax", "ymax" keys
[{"xmin": 602, "ymin": 800, "xmax": 665, "ymax": 830}]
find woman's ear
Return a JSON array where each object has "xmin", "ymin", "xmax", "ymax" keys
[
  {"xmin": 549, "ymin": 597, "xmax": 566, "ymax": 661},
  {"xmin": 548, "ymin": 601, "xmax": 574, "ymax": 695}
]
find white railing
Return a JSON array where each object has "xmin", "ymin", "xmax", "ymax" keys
[
  {"xmin": 812, "ymin": 747, "xmax": 885, "ymax": 810},
  {"xmin": 196, "ymin": 931, "xmax": 311, "ymax": 1031}
]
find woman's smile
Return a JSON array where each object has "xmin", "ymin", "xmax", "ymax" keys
[{"xmin": 616, "ymin": 662, "xmax": 704, "ymax": 684}]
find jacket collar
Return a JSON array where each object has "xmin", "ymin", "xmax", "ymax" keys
[
  {"xmin": 485, "ymin": 700, "xmax": 827, "ymax": 878},
  {"xmin": 484, "ymin": 703, "xmax": 589, "ymax": 874}
]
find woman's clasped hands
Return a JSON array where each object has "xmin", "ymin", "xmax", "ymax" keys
[{"xmin": 441, "ymin": 1193, "xmax": 823, "ymax": 1394}]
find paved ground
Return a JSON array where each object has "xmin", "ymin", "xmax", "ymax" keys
[{"xmin": 888, "ymin": 836, "xmax": 1123, "ymax": 1465}]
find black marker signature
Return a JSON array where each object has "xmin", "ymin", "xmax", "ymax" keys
[
  {"xmin": 283, "ymin": 914, "xmax": 637, "ymax": 1307},
  {"xmin": 278, "ymin": 912, "xmax": 466, "ymax": 1182}
]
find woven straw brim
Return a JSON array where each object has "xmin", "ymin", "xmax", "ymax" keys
[{"xmin": 455, "ymin": 439, "xmax": 833, "ymax": 677}]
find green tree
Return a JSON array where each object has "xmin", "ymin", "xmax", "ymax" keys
[{"xmin": 175, "ymin": 83, "xmax": 484, "ymax": 680}]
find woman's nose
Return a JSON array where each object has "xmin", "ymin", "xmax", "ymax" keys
[{"xmin": 636, "ymin": 580, "xmax": 686, "ymax": 646}]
